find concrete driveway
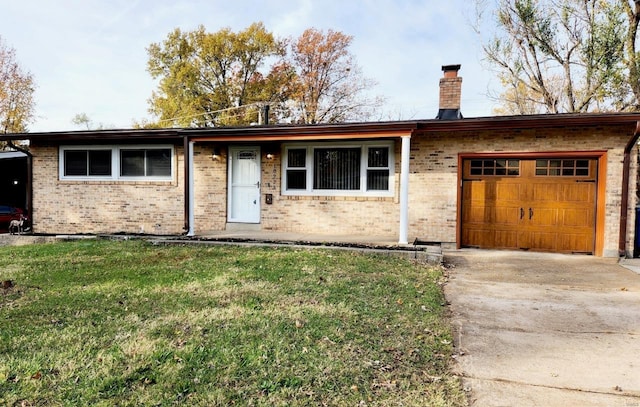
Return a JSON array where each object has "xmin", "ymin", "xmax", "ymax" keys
[{"xmin": 444, "ymin": 249, "xmax": 640, "ymax": 406}]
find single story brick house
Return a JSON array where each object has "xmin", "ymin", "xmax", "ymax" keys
[{"xmin": 3, "ymin": 65, "xmax": 640, "ymax": 257}]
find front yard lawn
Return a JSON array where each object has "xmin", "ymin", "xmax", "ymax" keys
[{"xmin": 0, "ymin": 239, "xmax": 465, "ymax": 406}]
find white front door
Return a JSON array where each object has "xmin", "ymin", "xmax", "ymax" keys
[{"xmin": 228, "ymin": 147, "xmax": 261, "ymax": 223}]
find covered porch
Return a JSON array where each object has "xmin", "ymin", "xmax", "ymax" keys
[{"xmin": 184, "ymin": 122, "xmax": 417, "ymax": 244}]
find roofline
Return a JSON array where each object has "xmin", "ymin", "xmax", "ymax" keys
[
  {"xmin": 0, "ymin": 128, "xmax": 184, "ymax": 142},
  {"xmin": 415, "ymin": 112, "xmax": 640, "ymax": 132},
  {"xmin": 2, "ymin": 113, "xmax": 640, "ymax": 142}
]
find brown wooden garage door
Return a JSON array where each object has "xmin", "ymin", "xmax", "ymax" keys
[{"xmin": 461, "ymin": 157, "xmax": 597, "ymax": 254}]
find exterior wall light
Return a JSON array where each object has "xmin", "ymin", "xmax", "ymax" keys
[{"xmin": 212, "ymin": 147, "xmax": 221, "ymax": 160}]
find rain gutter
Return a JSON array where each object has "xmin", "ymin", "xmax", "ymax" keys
[
  {"xmin": 619, "ymin": 121, "xmax": 640, "ymax": 257},
  {"xmin": 183, "ymin": 136, "xmax": 191, "ymax": 235}
]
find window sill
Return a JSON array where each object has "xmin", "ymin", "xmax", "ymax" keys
[
  {"xmin": 58, "ymin": 179, "xmax": 176, "ymax": 186},
  {"xmin": 281, "ymin": 194, "xmax": 394, "ymax": 202}
]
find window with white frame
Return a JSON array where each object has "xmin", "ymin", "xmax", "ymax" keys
[
  {"xmin": 59, "ymin": 145, "xmax": 174, "ymax": 180},
  {"xmin": 283, "ymin": 142, "xmax": 394, "ymax": 196}
]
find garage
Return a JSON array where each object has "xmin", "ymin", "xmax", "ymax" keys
[{"xmin": 460, "ymin": 154, "xmax": 600, "ymax": 254}]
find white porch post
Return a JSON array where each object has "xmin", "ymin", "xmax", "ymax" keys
[
  {"xmin": 187, "ymin": 140, "xmax": 195, "ymax": 236},
  {"xmin": 399, "ymin": 135, "xmax": 411, "ymax": 244}
]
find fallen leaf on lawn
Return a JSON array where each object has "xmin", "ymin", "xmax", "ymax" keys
[
  {"xmin": 396, "ymin": 298, "xmax": 403, "ymax": 305},
  {"xmin": 31, "ymin": 371, "xmax": 41, "ymax": 380},
  {"xmin": 371, "ymin": 380, "xmax": 397, "ymax": 389}
]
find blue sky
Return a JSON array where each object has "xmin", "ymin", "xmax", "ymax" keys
[{"xmin": 1, "ymin": 0, "xmax": 499, "ymax": 132}]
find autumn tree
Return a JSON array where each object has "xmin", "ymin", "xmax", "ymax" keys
[
  {"xmin": 0, "ymin": 36, "xmax": 35, "ymax": 134},
  {"xmin": 146, "ymin": 23, "xmax": 294, "ymax": 127},
  {"xmin": 287, "ymin": 28, "xmax": 382, "ymax": 124},
  {"xmin": 145, "ymin": 24, "xmax": 381, "ymax": 126},
  {"xmin": 477, "ymin": 0, "xmax": 628, "ymax": 114}
]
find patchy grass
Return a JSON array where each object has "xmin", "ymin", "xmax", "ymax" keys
[{"xmin": 0, "ymin": 239, "xmax": 466, "ymax": 406}]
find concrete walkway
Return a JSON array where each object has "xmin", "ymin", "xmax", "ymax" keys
[{"xmin": 444, "ymin": 250, "xmax": 640, "ymax": 407}]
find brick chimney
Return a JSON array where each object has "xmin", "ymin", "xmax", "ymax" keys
[{"xmin": 436, "ymin": 64, "xmax": 463, "ymax": 120}]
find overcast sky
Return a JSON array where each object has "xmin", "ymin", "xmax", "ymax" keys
[{"xmin": 1, "ymin": 0, "xmax": 499, "ymax": 132}]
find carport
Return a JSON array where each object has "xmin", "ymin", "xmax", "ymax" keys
[{"xmin": 0, "ymin": 151, "xmax": 28, "ymax": 210}]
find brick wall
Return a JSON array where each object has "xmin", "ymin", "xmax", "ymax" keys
[
  {"xmin": 192, "ymin": 144, "xmax": 227, "ymax": 232},
  {"xmin": 190, "ymin": 144, "xmax": 400, "ymax": 237},
  {"xmin": 408, "ymin": 125, "xmax": 632, "ymax": 257},
  {"xmin": 258, "ymin": 148, "xmax": 399, "ymax": 236},
  {"xmin": 439, "ymin": 77, "xmax": 462, "ymax": 110},
  {"xmin": 30, "ymin": 123, "xmax": 637, "ymax": 257},
  {"xmin": 31, "ymin": 144, "xmax": 185, "ymax": 235},
  {"xmin": 188, "ymin": 124, "xmax": 632, "ymax": 257}
]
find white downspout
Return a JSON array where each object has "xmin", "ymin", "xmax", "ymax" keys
[
  {"xmin": 399, "ymin": 135, "xmax": 411, "ymax": 244},
  {"xmin": 187, "ymin": 140, "xmax": 195, "ymax": 236}
]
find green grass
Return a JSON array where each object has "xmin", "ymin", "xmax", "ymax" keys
[{"xmin": 0, "ymin": 239, "xmax": 466, "ymax": 406}]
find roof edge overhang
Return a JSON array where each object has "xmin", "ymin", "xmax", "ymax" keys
[
  {"xmin": 416, "ymin": 112, "xmax": 640, "ymax": 132},
  {"xmin": 2, "ymin": 112, "xmax": 640, "ymax": 143},
  {"xmin": 0, "ymin": 121, "xmax": 418, "ymax": 143},
  {"xmin": 184, "ymin": 121, "xmax": 418, "ymax": 142},
  {"xmin": 0, "ymin": 128, "xmax": 184, "ymax": 143}
]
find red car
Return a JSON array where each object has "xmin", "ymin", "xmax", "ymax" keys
[{"xmin": 0, "ymin": 206, "xmax": 27, "ymax": 232}]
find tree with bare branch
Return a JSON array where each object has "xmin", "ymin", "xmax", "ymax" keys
[
  {"xmin": 477, "ymin": 0, "xmax": 632, "ymax": 114},
  {"xmin": 288, "ymin": 28, "xmax": 382, "ymax": 124}
]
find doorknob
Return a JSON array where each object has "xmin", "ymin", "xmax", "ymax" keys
[
  {"xmin": 256, "ymin": 181, "xmax": 260, "ymax": 188},
  {"xmin": 529, "ymin": 208, "xmax": 533, "ymax": 220},
  {"xmin": 520, "ymin": 208, "xmax": 524, "ymax": 220}
]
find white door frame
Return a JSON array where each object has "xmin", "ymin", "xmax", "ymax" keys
[{"xmin": 227, "ymin": 146, "xmax": 261, "ymax": 223}]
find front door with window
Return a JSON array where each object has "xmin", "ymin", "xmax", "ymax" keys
[{"xmin": 228, "ymin": 147, "xmax": 261, "ymax": 223}]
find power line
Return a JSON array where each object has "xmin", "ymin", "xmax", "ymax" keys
[{"xmin": 157, "ymin": 101, "xmax": 277, "ymax": 125}]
